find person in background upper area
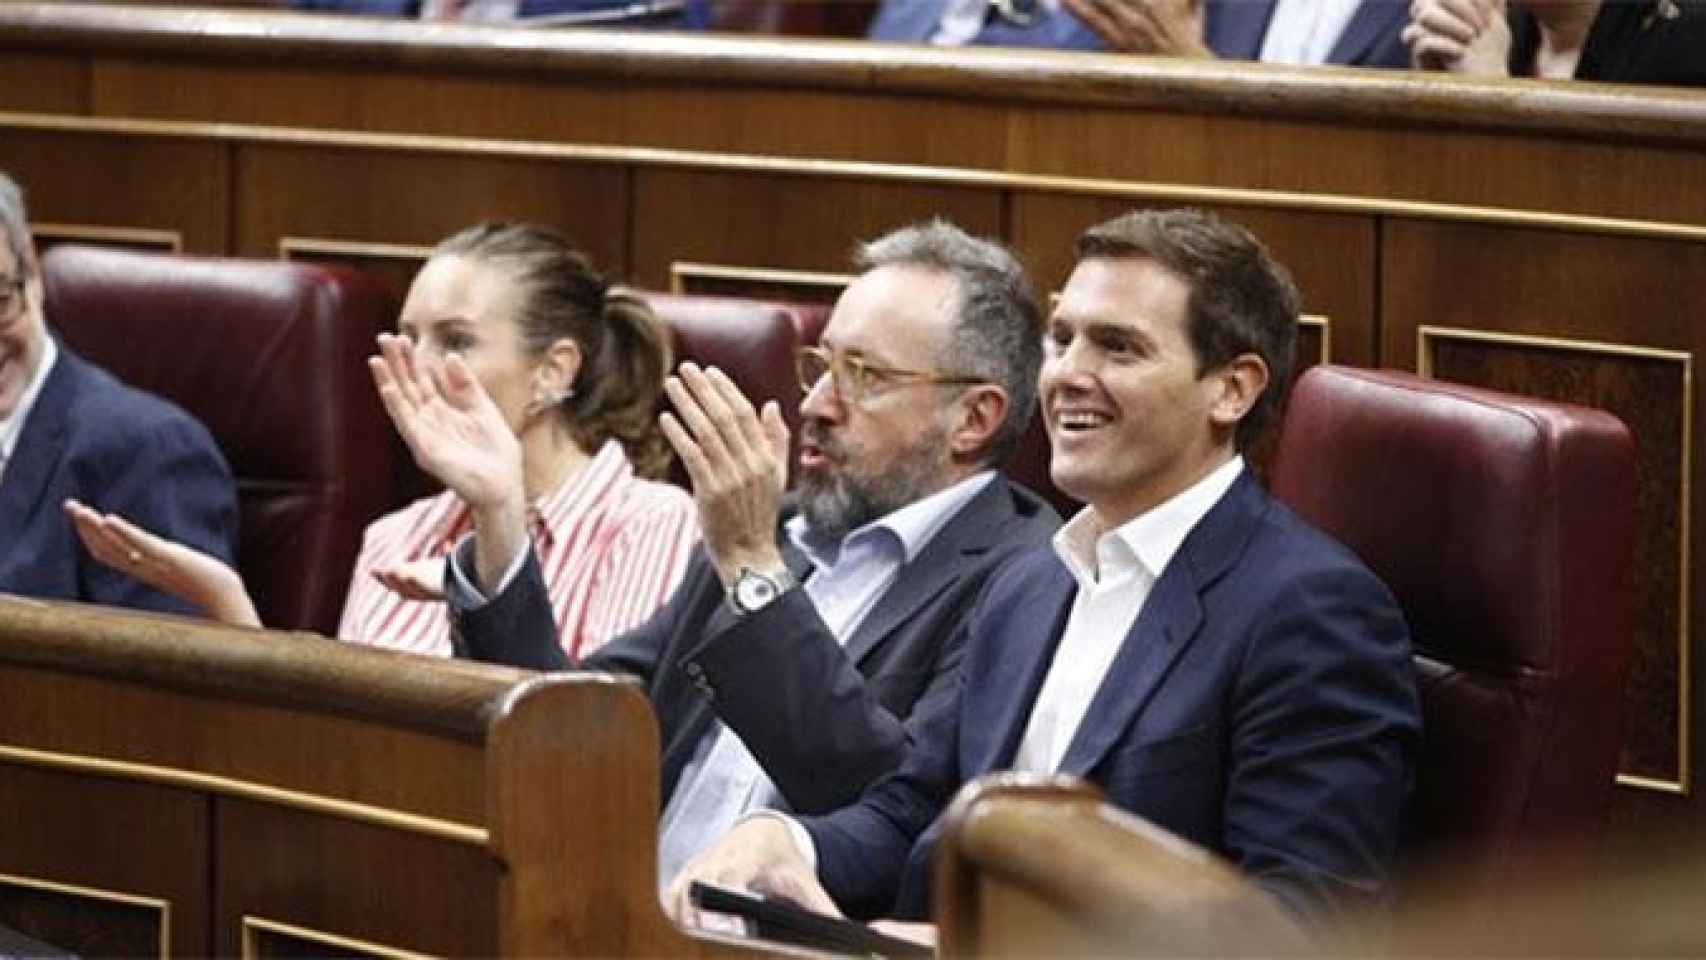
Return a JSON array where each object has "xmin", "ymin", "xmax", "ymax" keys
[
  {"xmin": 1404, "ymin": 0, "xmax": 1706, "ymax": 83},
  {"xmin": 860, "ymin": 0, "xmax": 1411, "ymax": 68}
]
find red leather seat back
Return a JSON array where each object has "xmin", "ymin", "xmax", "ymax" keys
[
  {"xmin": 43, "ymin": 245, "xmax": 398, "ymax": 636},
  {"xmin": 1269, "ymin": 365, "xmax": 1638, "ymax": 891},
  {"xmin": 636, "ymin": 292, "xmax": 807, "ymax": 488}
]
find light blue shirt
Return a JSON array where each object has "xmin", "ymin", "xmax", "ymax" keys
[{"xmin": 654, "ymin": 470, "xmax": 996, "ymax": 892}]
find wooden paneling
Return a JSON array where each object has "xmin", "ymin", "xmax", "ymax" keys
[
  {"xmin": 1010, "ymin": 193, "xmax": 1377, "ymax": 365},
  {"xmin": 0, "ymin": 765, "xmax": 204, "ymax": 956},
  {"xmin": 1381, "ymin": 219, "xmax": 1703, "ymax": 827},
  {"xmin": 234, "ymin": 144, "xmax": 630, "ymax": 275},
  {"xmin": 92, "ymin": 58, "xmax": 631, "ymax": 145},
  {"xmin": 0, "ymin": 128, "xmax": 228, "ymax": 253},
  {"xmin": 0, "ymin": 663, "xmax": 490, "ymax": 826},
  {"xmin": 0, "ymin": 52, "xmax": 86, "ymax": 113},
  {"xmin": 669, "ymin": 261, "xmax": 852, "ymax": 305},
  {"xmin": 630, "ymin": 167, "xmax": 1003, "ymax": 289},
  {"xmin": 617, "ymin": 87, "xmax": 1010, "ymax": 169},
  {"xmin": 0, "ymin": 598, "xmax": 732, "ymax": 957},
  {"xmin": 1009, "ymin": 107, "xmax": 1706, "ymax": 226},
  {"xmin": 214, "ymin": 799, "xmax": 497, "ymax": 958}
]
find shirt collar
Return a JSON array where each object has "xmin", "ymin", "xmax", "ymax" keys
[
  {"xmin": 1053, "ymin": 455, "xmax": 1245, "ymax": 589},
  {"xmin": 787, "ymin": 469, "xmax": 997, "ymax": 571},
  {"xmin": 0, "ymin": 334, "xmax": 58, "ymax": 465}
]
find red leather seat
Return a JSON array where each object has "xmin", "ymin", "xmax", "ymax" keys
[
  {"xmin": 1268, "ymin": 365, "xmax": 1639, "ymax": 893},
  {"xmin": 634, "ymin": 291, "xmax": 809, "ymax": 488},
  {"xmin": 42, "ymin": 245, "xmax": 397, "ymax": 636}
]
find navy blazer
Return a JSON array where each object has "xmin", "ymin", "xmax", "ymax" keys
[
  {"xmin": 0, "ymin": 342, "xmax": 238, "ymax": 615},
  {"xmin": 453, "ymin": 475, "xmax": 1060, "ymax": 814},
  {"xmin": 865, "ymin": 0, "xmax": 1411, "ymax": 67},
  {"xmin": 804, "ymin": 472, "xmax": 1420, "ymax": 925}
]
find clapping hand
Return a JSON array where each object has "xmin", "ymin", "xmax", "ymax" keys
[
  {"xmin": 1402, "ymin": 0, "xmax": 1511, "ymax": 74},
  {"xmin": 369, "ymin": 334, "xmax": 529, "ymax": 595},
  {"xmin": 657, "ymin": 363, "xmax": 791, "ymax": 589},
  {"xmin": 1062, "ymin": 0, "xmax": 1211, "ymax": 56}
]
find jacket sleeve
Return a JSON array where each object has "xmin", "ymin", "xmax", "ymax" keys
[
  {"xmin": 449, "ymin": 543, "xmax": 571, "ymax": 670},
  {"xmin": 80, "ymin": 414, "xmax": 237, "ymax": 616},
  {"xmin": 801, "ymin": 641, "xmax": 970, "ymax": 921},
  {"xmin": 1221, "ymin": 564, "xmax": 1419, "ymax": 927}
]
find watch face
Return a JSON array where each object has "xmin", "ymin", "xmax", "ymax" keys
[{"xmin": 735, "ymin": 571, "xmax": 779, "ymax": 612}]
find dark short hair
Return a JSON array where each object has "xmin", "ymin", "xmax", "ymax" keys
[
  {"xmin": 434, "ymin": 222, "xmax": 674, "ymax": 477},
  {"xmin": 1075, "ymin": 208, "xmax": 1299, "ymax": 451},
  {"xmin": 856, "ymin": 220, "xmax": 1042, "ymax": 466}
]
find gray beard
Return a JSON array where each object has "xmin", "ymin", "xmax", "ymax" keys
[{"xmin": 797, "ymin": 425, "xmax": 949, "ymax": 543}]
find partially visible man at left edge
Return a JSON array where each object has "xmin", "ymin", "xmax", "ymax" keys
[{"xmin": 0, "ymin": 170, "xmax": 237, "ymax": 613}]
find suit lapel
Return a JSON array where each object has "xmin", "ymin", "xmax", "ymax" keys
[
  {"xmin": 1327, "ymin": 0, "xmax": 1407, "ymax": 64},
  {"xmin": 1056, "ymin": 473, "xmax": 1268, "ymax": 777},
  {"xmin": 1205, "ymin": 0, "xmax": 1277, "ymax": 59},
  {"xmin": 842, "ymin": 479, "xmax": 1014, "ymax": 666},
  {"xmin": 969, "ymin": 561, "xmax": 1077, "ymax": 774},
  {"xmin": 0, "ymin": 348, "xmax": 76, "ymax": 545},
  {"xmin": 1055, "ymin": 571, "xmax": 1201, "ymax": 777}
]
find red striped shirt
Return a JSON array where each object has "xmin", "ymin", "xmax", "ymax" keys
[{"xmin": 336, "ymin": 441, "xmax": 699, "ymax": 658}]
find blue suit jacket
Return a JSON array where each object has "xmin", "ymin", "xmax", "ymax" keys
[
  {"xmin": 0, "ymin": 342, "xmax": 238, "ymax": 615},
  {"xmin": 865, "ymin": 0, "xmax": 1411, "ymax": 67},
  {"xmin": 454, "ymin": 476, "xmax": 1059, "ymax": 815},
  {"xmin": 804, "ymin": 471, "xmax": 1420, "ymax": 925}
]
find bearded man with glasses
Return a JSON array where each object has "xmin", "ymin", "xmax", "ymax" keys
[
  {"xmin": 0, "ymin": 170, "xmax": 236, "ymax": 613},
  {"xmin": 371, "ymin": 219, "xmax": 1059, "ymax": 888}
]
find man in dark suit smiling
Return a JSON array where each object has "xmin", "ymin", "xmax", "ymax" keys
[
  {"xmin": 369, "ymin": 220, "xmax": 1059, "ymax": 884},
  {"xmin": 668, "ymin": 208, "xmax": 1420, "ymax": 941},
  {"xmin": 0, "ymin": 169, "xmax": 236, "ymax": 614}
]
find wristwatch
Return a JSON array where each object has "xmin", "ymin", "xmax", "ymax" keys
[{"xmin": 729, "ymin": 567, "xmax": 796, "ymax": 616}]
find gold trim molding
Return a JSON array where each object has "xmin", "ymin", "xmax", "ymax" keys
[
  {"xmin": 1299, "ymin": 314, "xmax": 1331, "ymax": 364},
  {"xmin": 0, "ymin": 871, "xmax": 171, "ymax": 959},
  {"xmin": 6, "ymin": 111, "xmax": 1706, "ymax": 246},
  {"xmin": 241, "ymin": 915, "xmax": 439, "ymax": 960},
  {"xmin": 32, "ymin": 222, "xmax": 182, "ymax": 252},
  {"xmin": 1417, "ymin": 324, "xmax": 1694, "ymax": 795},
  {"xmin": 279, "ymin": 236, "xmax": 435, "ymax": 263},
  {"xmin": 669, "ymin": 261, "xmax": 855, "ymax": 297},
  {"xmin": 0, "ymin": 744, "xmax": 488, "ymax": 846}
]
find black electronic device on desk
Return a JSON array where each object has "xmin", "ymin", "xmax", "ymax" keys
[{"xmin": 688, "ymin": 882, "xmax": 933, "ymax": 958}]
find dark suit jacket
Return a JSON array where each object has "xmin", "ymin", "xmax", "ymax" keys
[
  {"xmin": 864, "ymin": 0, "xmax": 1410, "ymax": 67},
  {"xmin": 805, "ymin": 472, "xmax": 1420, "ymax": 925},
  {"xmin": 453, "ymin": 475, "xmax": 1060, "ymax": 814},
  {"xmin": 0, "ymin": 342, "xmax": 238, "ymax": 615},
  {"xmin": 1510, "ymin": 0, "xmax": 1706, "ymax": 84}
]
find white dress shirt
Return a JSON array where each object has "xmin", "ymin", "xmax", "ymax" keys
[
  {"xmin": 1013, "ymin": 454, "xmax": 1244, "ymax": 772},
  {"xmin": 929, "ymin": 0, "xmax": 1061, "ymax": 44},
  {"xmin": 655, "ymin": 470, "xmax": 996, "ymax": 891},
  {"xmin": 774, "ymin": 455, "xmax": 1245, "ymax": 870},
  {"xmin": 1258, "ymin": 0, "xmax": 1364, "ymax": 64},
  {"xmin": 0, "ymin": 335, "xmax": 57, "ymax": 485}
]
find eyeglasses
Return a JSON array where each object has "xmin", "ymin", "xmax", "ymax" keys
[
  {"xmin": 795, "ymin": 345, "xmax": 987, "ymax": 404},
  {"xmin": 0, "ymin": 276, "xmax": 22, "ymax": 325}
]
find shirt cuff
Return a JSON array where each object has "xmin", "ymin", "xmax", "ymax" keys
[
  {"xmin": 743, "ymin": 811, "xmax": 818, "ymax": 873},
  {"xmin": 445, "ymin": 531, "xmax": 532, "ymax": 612}
]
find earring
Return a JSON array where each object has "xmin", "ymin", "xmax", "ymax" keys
[{"xmin": 525, "ymin": 386, "xmax": 575, "ymax": 419}]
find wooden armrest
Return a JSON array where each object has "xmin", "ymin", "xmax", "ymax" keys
[{"xmin": 934, "ymin": 773, "xmax": 1307, "ymax": 957}]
